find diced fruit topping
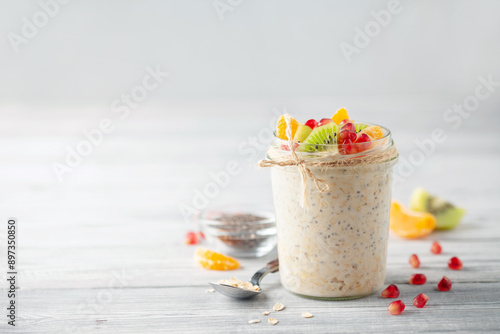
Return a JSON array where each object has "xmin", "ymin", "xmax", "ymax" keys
[
  {"xmin": 448, "ymin": 256, "xmax": 463, "ymax": 270},
  {"xmin": 338, "ymin": 138, "xmax": 356, "ymax": 155},
  {"xmin": 389, "ymin": 201, "xmax": 436, "ymax": 239},
  {"xmin": 276, "ymin": 115, "xmax": 299, "ymax": 140},
  {"xmin": 331, "ymin": 108, "xmax": 350, "ymax": 125},
  {"xmin": 388, "ymin": 300, "xmax": 405, "ymax": 315},
  {"xmin": 413, "ymin": 293, "xmax": 429, "ymax": 308},
  {"xmin": 410, "ymin": 187, "xmax": 466, "ymax": 230},
  {"xmin": 409, "ymin": 273, "xmax": 427, "ymax": 285},
  {"xmin": 305, "ymin": 119, "xmax": 318, "ymax": 129},
  {"xmin": 318, "ymin": 118, "xmax": 333, "ymax": 126},
  {"xmin": 185, "ymin": 231, "xmax": 199, "ymax": 245},
  {"xmin": 293, "ymin": 124, "xmax": 313, "ymax": 143},
  {"xmin": 360, "ymin": 126, "xmax": 384, "ymax": 139},
  {"xmin": 195, "ymin": 248, "xmax": 240, "ymax": 271},
  {"xmin": 409, "ymin": 254, "xmax": 420, "ymax": 268},
  {"xmin": 381, "ymin": 284, "xmax": 400, "ymax": 298},
  {"xmin": 280, "ymin": 143, "xmax": 299, "ymax": 151},
  {"xmin": 354, "ymin": 133, "xmax": 373, "ymax": 152},
  {"xmin": 438, "ymin": 276, "xmax": 452, "ymax": 291},
  {"xmin": 431, "ymin": 241, "xmax": 442, "ymax": 254},
  {"xmin": 338, "ymin": 129, "xmax": 357, "ymax": 143},
  {"xmin": 340, "ymin": 121, "xmax": 356, "ymax": 133},
  {"xmin": 301, "ymin": 123, "xmax": 339, "ymax": 153}
]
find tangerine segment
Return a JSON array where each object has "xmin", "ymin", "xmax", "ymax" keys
[
  {"xmin": 276, "ymin": 116, "xmax": 299, "ymax": 140},
  {"xmin": 331, "ymin": 108, "xmax": 350, "ymax": 125},
  {"xmin": 195, "ymin": 248, "xmax": 240, "ymax": 271},
  {"xmin": 389, "ymin": 201, "xmax": 436, "ymax": 239},
  {"xmin": 360, "ymin": 126, "xmax": 384, "ymax": 140}
]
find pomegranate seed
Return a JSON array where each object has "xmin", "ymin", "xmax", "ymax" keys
[
  {"xmin": 185, "ymin": 231, "xmax": 198, "ymax": 245},
  {"xmin": 388, "ymin": 300, "xmax": 405, "ymax": 315},
  {"xmin": 438, "ymin": 276, "xmax": 452, "ymax": 291},
  {"xmin": 338, "ymin": 138, "xmax": 356, "ymax": 155},
  {"xmin": 338, "ymin": 130, "xmax": 357, "ymax": 144},
  {"xmin": 318, "ymin": 118, "xmax": 333, "ymax": 126},
  {"xmin": 340, "ymin": 122, "xmax": 356, "ymax": 133},
  {"xmin": 431, "ymin": 241, "xmax": 442, "ymax": 254},
  {"xmin": 354, "ymin": 133, "xmax": 372, "ymax": 152},
  {"xmin": 409, "ymin": 254, "xmax": 420, "ymax": 268},
  {"xmin": 448, "ymin": 257, "xmax": 463, "ymax": 270},
  {"xmin": 381, "ymin": 284, "xmax": 400, "ymax": 298},
  {"xmin": 280, "ymin": 143, "xmax": 299, "ymax": 151},
  {"xmin": 305, "ymin": 119, "xmax": 318, "ymax": 129},
  {"xmin": 197, "ymin": 231, "xmax": 205, "ymax": 240},
  {"xmin": 413, "ymin": 293, "xmax": 429, "ymax": 308},
  {"xmin": 409, "ymin": 273, "xmax": 427, "ymax": 285},
  {"xmin": 340, "ymin": 119, "xmax": 351, "ymax": 125}
]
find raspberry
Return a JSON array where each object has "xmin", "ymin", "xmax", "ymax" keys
[
  {"xmin": 409, "ymin": 273, "xmax": 427, "ymax": 285},
  {"xmin": 409, "ymin": 254, "xmax": 420, "ymax": 268},
  {"xmin": 388, "ymin": 300, "xmax": 405, "ymax": 315},
  {"xmin": 431, "ymin": 241, "xmax": 442, "ymax": 254},
  {"xmin": 438, "ymin": 276, "xmax": 452, "ymax": 291},
  {"xmin": 448, "ymin": 257, "xmax": 463, "ymax": 270},
  {"xmin": 413, "ymin": 293, "xmax": 429, "ymax": 308},
  {"xmin": 381, "ymin": 284, "xmax": 400, "ymax": 298}
]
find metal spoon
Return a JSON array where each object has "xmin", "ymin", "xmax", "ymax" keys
[{"xmin": 209, "ymin": 259, "xmax": 279, "ymax": 299}]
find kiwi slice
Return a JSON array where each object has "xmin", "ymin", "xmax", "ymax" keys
[
  {"xmin": 293, "ymin": 124, "xmax": 313, "ymax": 143},
  {"xmin": 355, "ymin": 123, "xmax": 369, "ymax": 133},
  {"xmin": 299, "ymin": 123, "xmax": 338, "ymax": 152},
  {"xmin": 410, "ymin": 187, "xmax": 466, "ymax": 230}
]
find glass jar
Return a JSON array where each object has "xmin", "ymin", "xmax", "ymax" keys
[{"xmin": 267, "ymin": 124, "xmax": 398, "ymax": 300}]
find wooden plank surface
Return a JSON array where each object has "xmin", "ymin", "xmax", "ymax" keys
[{"xmin": 1, "ymin": 102, "xmax": 499, "ymax": 333}]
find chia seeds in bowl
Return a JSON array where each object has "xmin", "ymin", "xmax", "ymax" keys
[{"xmin": 198, "ymin": 207, "xmax": 276, "ymax": 258}]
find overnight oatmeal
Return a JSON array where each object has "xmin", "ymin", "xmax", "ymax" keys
[{"xmin": 260, "ymin": 108, "xmax": 398, "ymax": 299}]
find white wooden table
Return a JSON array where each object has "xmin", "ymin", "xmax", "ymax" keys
[{"xmin": 1, "ymin": 101, "xmax": 499, "ymax": 333}]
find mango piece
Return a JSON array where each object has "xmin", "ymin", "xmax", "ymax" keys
[{"xmin": 389, "ymin": 200, "xmax": 436, "ymax": 239}]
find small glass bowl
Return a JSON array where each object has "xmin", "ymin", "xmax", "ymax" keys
[{"xmin": 197, "ymin": 205, "xmax": 276, "ymax": 258}]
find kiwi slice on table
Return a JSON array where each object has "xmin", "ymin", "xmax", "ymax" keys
[
  {"xmin": 410, "ymin": 187, "xmax": 466, "ymax": 230},
  {"xmin": 293, "ymin": 124, "xmax": 313, "ymax": 143},
  {"xmin": 299, "ymin": 123, "xmax": 339, "ymax": 152}
]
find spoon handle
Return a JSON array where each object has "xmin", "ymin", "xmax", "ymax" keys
[{"xmin": 250, "ymin": 258, "xmax": 279, "ymax": 286}]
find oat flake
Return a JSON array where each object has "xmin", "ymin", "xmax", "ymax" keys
[
  {"xmin": 268, "ymin": 318, "xmax": 279, "ymax": 325},
  {"xmin": 273, "ymin": 303, "xmax": 285, "ymax": 311},
  {"xmin": 248, "ymin": 319, "xmax": 260, "ymax": 324},
  {"xmin": 205, "ymin": 289, "xmax": 215, "ymax": 293},
  {"xmin": 302, "ymin": 312, "xmax": 314, "ymax": 318},
  {"xmin": 262, "ymin": 311, "xmax": 270, "ymax": 315}
]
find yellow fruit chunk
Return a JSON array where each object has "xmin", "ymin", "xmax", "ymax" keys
[
  {"xmin": 276, "ymin": 115, "xmax": 299, "ymax": 140},
  {"xmin": 360, "ymin": 126, "xmax": 384, "ymax": 140},
  {"xmin": 389, "ymin": 201, "xmax": 436, "ymax": 239},
  {"xmin": 195, "ymin": 248, "xmax": 240, "ymax": 271},
  {"xmin": 331, "ymin": 108, "xmax": 350, "ymax": 124}
]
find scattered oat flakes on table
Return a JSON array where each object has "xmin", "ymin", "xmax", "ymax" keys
[
  {"xmin": 268, "ymin": 318, "xmax": 279, "ymax": 325},
  {"xmin": 262, "ymin": 310, "xmax": 270, "ymax": 315},
  {"xmin": 248, "ymin": 319, "xmax": 260, "ymax": 324}
]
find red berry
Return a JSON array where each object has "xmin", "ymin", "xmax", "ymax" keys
[
  {"xmin": 413, "ymin": 293, "xmax": 429, "ymax": 308},
  {"xmin": 437, "ymin": 276, "xmax": 452, "ymax": 291},
  {"xmin": 305, "ymin": 119, "xmax": 318, "ymax": 129},
  {"xmin": 431, "ymin": 241, "xmax": 442, "ymax": 254},
  {"xmin": 280, "ymin": 143, "xmax": 299, "ymax": 151},
  {"xmin": 197, "ymin": 231, "xmax": 205, "ymax": 240},
  {"xmin": 381, "ymin": 284, "xmax": 400, "ymax": 298},
  {"xmin": 185, "ymin": 231, "xmax": 198, "ymax": 245},
  {"xmin": 338, "ymin": 130, "xmax": 357, "ymax": 144},
  {"xmin": 448, "ymin": 257, "xmax": 463, "ymax": 270},
  {"xmin": 340, "ymin": 121, "xmax": 356, "ymax": 133},
  {"xmin": 340, "ymin": 119, "xmax": 351, "ymax": 125},
  {"xmin": 409, "ymin": 273, "xmax": 427, "ymax": 285},
  {"xmin": 388, "ymin": 300, "xmax": 405, "ymax": 315},
  {"xmin": 318, "ymin": 118, "xmax": 333, "ymax": 126},
  {"xmin": 409, "ymin": 254, "xmax": 420, "ymax": 268}
]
